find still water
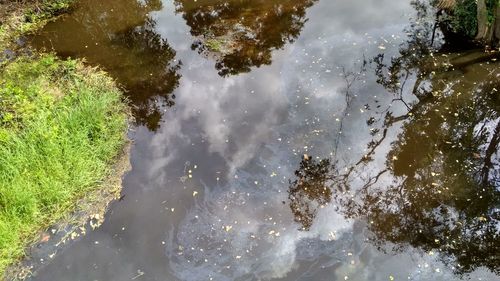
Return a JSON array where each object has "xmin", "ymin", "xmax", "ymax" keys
[{"xmin": 25, "ymin": 0, "xmax": 499, "ymax": 280}]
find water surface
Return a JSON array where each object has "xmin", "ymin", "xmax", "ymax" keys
[{"xmin": 25, "ymin": 0, "xmax": 500, "ymax": 280}]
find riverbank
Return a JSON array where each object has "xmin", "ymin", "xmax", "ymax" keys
[
  {"xmin": 0, "ymin": 0, "xmax": 74, "ymax": 52},
  {"xmin": 0, "ymin": 1, "xmax": 131, "ymax": 279}
]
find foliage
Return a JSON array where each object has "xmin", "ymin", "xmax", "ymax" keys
[
  {"xmin": 450, "ymin": 0, "xmax": 478, "ymax": 38},
  {"xmin": 438, "ymin": 0, "xmax": 499, "ymax": 39},
  {"xmin": 486, "ymin": 0, "xmax": 499, "ymax": 24},
  {"xmin": 20, "ymin": 0, "xmax": 73, "ymax": 31},
  {"xmin": 288, "ymin": 157, "xmax": 333, "ymax": 230},
  {"xmin": 0, "ymin": 55, "xmax": 128, "ymax": 275}
]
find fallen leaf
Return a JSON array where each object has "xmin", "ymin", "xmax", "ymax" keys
[{"xmin": 41, "ymin": 234, "xmax": 50, "ymax": 243}]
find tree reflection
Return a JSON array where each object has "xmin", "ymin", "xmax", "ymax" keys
[
  {"xmin": 174, "ymin": 0, "xmax": 317, "ymax": 76},
  {"xmin": 289, "ymin": 71, "xmax": 500, "ymax": 275},
  {"xmin": 109, "ymin": 19, "xmax": 181, "ymax": 131},
  {"xmin": 360, "ymin": 5, "xmax": 500, "ymax": 268},
  {"xmin": 288, "ymin": 156, "xmax": 333, "ymax": 230},
  {"xmin": 288, "ymin": 1, "xmax": 500, "ymax": 274},
  {"xmin": 357, "ymin": 78, "xmax": 500, "ymax": 275},
  {"xmin": 29, "ymin": 0, "xmax": 181, "ymax": 131}
]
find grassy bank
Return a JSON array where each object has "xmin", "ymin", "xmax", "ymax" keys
[
  {"xmin": 0, "ymin": 0, "xmax": 74, "ymax": 51},
  {"xmin": 0, "ymin": 55, "xmax": 128, "ymax": 276},
  {"xmin": 0, "ymin": 0, "xmax": 131, "ymax": 277}
]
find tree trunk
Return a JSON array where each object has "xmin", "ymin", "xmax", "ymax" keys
[
  {"xmin": 476, "ymin": 0, "xmax": 490, "ymax": 41},
  {"xmin": 494, "ymin": 3, "xmax": 500, "ymax": 45},
  {"xmin": 476, "ymin": 0, "xmax": 500, "ymax": 46}
]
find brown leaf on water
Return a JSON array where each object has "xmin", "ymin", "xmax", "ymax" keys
[{"xmin": 40, "ymin": 233, "xmax": 50, "ymax": 243}]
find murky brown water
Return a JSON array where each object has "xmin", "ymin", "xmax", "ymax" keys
[{"xmin": 23, "ymin": 0, "xmax": 500, "ymax": 280}]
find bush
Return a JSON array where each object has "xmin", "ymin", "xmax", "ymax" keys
[{"xmin": 450, "ymin": 0, "xmax": 478, "ymax": 38}]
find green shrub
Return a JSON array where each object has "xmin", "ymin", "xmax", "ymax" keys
[{"xmin": 451, "ymin": 0, "xmax": 478, "ymax": 38}]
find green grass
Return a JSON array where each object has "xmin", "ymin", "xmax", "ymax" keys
[{"xmin": 0, "ymin": 54, "xmax": 128, "ymax": 275}]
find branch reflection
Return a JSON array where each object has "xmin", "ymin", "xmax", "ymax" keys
[{"xmin": 288, "ymin": 0, "xmax": 500, "ymax": 275}]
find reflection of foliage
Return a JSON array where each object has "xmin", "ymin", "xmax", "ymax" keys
[
  {"xmin": 362, "ymin": 30, "xmax": 500, "ymax": 273},
  {"xmin": 109, "ymin": 20, "xmax": 181, "ymax": 131},
  {"xmin": 288, "ymin": 1, "xmax": 500, "ymax": 274},
  {"xmin": 359, "ymin": 7, "xmax": 500, "ymax": 270},
  {"xmin": 30, "ymin": 0, "xmax": 180, "ymax": 131},
  {"xmin": 435, "ymin": 0, "xmax": 500, "ymax": 44},
  {"xmin": 359, "ymin": 3, "xmax": 500, "ymax": 273},
  {"xmin": 373, "ymin": 1, "xmax": 434, "ymax": 98},
  {"xmin": 289, "ymin": 72, "xmax": 500, "ymax": 274},
  {"xmin": 358, "ymin": 79, "xmax": 500, "ymax": 275},
  {"xmin": 174, "ymin": 0, "xmax": 317, "ymax": 76},
  {"xmin": 448, "ymin": 0, "xmax": 478, "ymax": 37},
  {"xmin": 288, "ymin": 156, "xmax": 333, "ymax": 230}
]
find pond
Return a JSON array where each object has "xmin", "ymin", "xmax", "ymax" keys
[{"xmin": 24, "ymin": 0, "xmax": 500, "ymax": 280}]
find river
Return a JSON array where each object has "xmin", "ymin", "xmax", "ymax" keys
[{"xmin": 22, "ymin": 0, "xmax": 500, "ymax": 280}]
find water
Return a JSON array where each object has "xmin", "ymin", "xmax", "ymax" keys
[{"xmin": 24, "ymin": 0, "xmax": 500, "ymax": 280}]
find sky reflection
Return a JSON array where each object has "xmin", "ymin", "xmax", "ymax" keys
[{"xmin": 23, "ymin": 0, "xmax": 500, "ymax": 280}]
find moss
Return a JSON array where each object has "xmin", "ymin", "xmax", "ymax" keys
[{"xmin": 0, "ymin": 54, "xmax": 129, "ymax": 277}]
